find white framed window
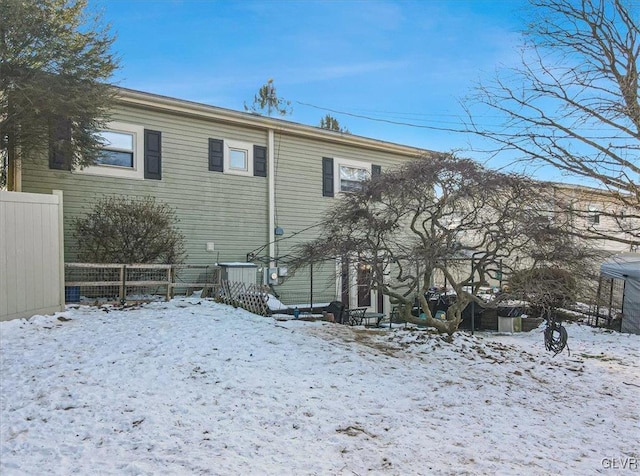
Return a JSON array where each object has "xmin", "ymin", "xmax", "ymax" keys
[
  {"xmin": 224, "ymin": 140, "xmax": 253, "ymax": 177},
  {"xmin": 97, "ymin": 130, "xmax": 134, "ymax": 167},
  {"xmin": 587, "ymin": 205, "xmax": 600, "ymax": 225},
  {"xmin": 77, "ymin": 122, "xmax": 145, "ymax": 179},
  {"xmin": 335, "ymin": 158, "xmax": 370, "ymax": 193},
  {"xmin": 229, "ymin": 148, "xmax": 248, "ymax": 171}
]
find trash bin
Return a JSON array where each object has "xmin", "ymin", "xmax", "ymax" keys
[{"xmin": 327, "ymin": 301, "xmax": 346, "ymax": 324}]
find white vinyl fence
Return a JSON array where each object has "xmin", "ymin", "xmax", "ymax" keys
[{"xmin": 0, "ymin": 190, "xmax": 65, "ymax": 321}]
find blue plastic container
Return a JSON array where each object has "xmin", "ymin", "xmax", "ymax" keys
[{"xmin": 65, "ymin": 286, "xmax": 80, "ymax": 303}]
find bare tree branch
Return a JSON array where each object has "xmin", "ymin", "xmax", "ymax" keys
[
  {"xmin": 463, "ymin": 0, "xmax": 640, "ymax": 247},
  {"xmin": 288, "ymin": 154, "xmax": 594, "ymax": 335}
]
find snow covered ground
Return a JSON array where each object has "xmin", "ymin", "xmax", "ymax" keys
[{"xmin": 1, "ymin": 298, "xmax": 638, "ymax": 475}]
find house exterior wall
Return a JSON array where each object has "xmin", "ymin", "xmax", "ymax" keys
[
  {"xmin": 19, "ymin": 88, "xmax": 425, "ymax": 306},
  {"xmin": 21, "ymin": 102, "xmax": 270, "ymax": 269},
  {"xmin": 272, "ymin": 132, "xmax": 422, "ymax": 301}
]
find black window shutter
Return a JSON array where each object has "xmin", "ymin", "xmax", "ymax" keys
[
  {"xmin": 48, "ymin": 117, "xmax": 72, "ymax": 170},
  {"xmin": 370, "ymin": 164, "xmax": 383, "ymax": 200},
  {"xmin": 144, "ymin": 129, "xmax": 162, "ymax": 180},
  {"xmin": 322, "ymin": 157, "xmax": 334, "ymax": 197},
  {"xmin": 254, "ymin": 145, "xmax": 267, "ymax": 177},
  {"xmin": 209, "ymin": 138, "xmax": 224, "ymax": 172}
]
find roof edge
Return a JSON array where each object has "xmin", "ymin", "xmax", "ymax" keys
[{"xmin": 113, "ymin": 86, "xmax": 432, "ymax": 157}]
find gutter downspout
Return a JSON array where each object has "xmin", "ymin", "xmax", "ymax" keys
[{"xmin": 268, "ymin": 129, "xmax": 276, "ymax": 269}]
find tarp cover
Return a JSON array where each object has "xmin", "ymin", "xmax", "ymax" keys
[{"xmin": 600, "ymin": 253, "xmax": 640, "ymax": 334}]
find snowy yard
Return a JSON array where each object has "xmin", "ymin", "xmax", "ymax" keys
[{"xmin": 1, "ymin": 298, "xmax": 638, "ymax": 475}]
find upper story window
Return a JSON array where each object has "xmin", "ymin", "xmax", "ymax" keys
[
  {"xmin": 587, "ymin": 205, "xmax": 600, "ymax": 225},
  {"xmin": 78, "ymin": 122, "xmax": 145, "ymax": 180},
  {"xmin": 223, "ymin": 140, "xmax": 253, "ymax": 176},
  {"xmin": 335, "ymin": 158, "xmax": 371, "ymax": 194},
  {"xmin": 339, "ymin": 164, "xmax": 369, "ymax": 192},
  {"xmin": 322, "ymin": 157, "xmax": 380, "ymax": 197},
  {"xmin": 97, "ymin": 130, "xmax": 134, "ymax": 168},
  {"xmin": 229, "ymin": 146, "xmax": 249, "ymax": 172},
  {"xmin": 209, "ymin": 138, "xmax": 267, "ymax": 177}
]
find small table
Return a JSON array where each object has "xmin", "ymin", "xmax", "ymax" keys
[{"xmin": 362, "ymin": 312, "xmax": 385, "ymax": 328}]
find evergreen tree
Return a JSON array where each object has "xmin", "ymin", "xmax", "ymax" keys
[
  {"xmin": 0, "ymin": 0, "xmax": 118, "ymax": 190},
  {"xmin": 319, "ymin": 114, "xmax": 349, "ymax": 133},
  {"xmin": 244, "ymin": 79, "xmax": 292, "ymax": 116}
]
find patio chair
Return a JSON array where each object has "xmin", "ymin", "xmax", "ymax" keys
[
  {"xmin": 389, "ymin": 306, "xmax": 408, "ymax": 328},
  {"xmin": 346, "ymin": 307, "xmax": 367, "ymax": 326}
]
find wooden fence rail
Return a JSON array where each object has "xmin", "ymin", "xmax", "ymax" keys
[
  {"xmin": 65, "ymin": 263, "xmax": 272, "ymax": 317},
  {"xmin": 64, "ymin": 263, "xmax": 221, "ymax": 303}
]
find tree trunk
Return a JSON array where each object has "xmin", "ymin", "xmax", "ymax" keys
[
  {"xmin": 397, "ymin": 293, "xmax": 463, "ymax": 336},
  {"xmin": 6, "ymin": 104, "xmax": 18, "ymax": 191}
]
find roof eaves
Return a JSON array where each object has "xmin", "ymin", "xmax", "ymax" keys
[{"xmin": 114, "ymin": 86, "xmax": 432, "ymax": 158}]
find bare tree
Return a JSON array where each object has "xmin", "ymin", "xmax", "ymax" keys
[
  {"xmin": 505, "ymin": 267, "xmax": 579, "ymax": 318},
  {"xmin": 289, "ymin": 154, "xmax": 591, "ymax": 335},
  {"xmin": 464, "ymin": 0, "xmax": 640, "ymax": 247}
]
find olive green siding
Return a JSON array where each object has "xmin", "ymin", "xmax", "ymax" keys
[
  {"xmin": 271, "ymin": 132, "xmax": 420, "ymax": 300},
  {"xmin": 20, "ymin": 89, "xmax": 425, "ymax": 303},
  {"xmin": 21, "ymin": 104, "xmax": 270, "ymax": 267}
]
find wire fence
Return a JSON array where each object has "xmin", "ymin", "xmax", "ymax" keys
[
  {"xmin": 64, "ymin": 263, "xmax": 221, "ymax": 304},
  {"xmin": 63, "ymin": 263, "xmax": 386, "ymax": 321}
]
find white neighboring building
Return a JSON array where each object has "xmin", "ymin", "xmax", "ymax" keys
[{"xmin": 549, "ymin": 183, "xmax": 639, "ymax": 255}]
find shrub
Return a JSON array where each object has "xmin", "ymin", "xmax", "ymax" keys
[
  {"xmin": 507, "ymin": 267, "xmax": 578, "ymax": 316},
  {"xmin": 73, "ymin": 196, "xmax": 185, "ymax": 264}
]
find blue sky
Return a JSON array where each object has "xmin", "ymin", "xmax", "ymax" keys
[{"xmin": 91, "ymin": 0, "xmax": 536, "ymax": 173}]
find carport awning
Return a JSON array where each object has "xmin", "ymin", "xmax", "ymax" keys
[
  {"xmin": 600, "ymin": 253, "xmax": 640, "ymax": 280},
  {"xmin": 600, "ymin": 253, "xmax": 640, "ymax": 335}
]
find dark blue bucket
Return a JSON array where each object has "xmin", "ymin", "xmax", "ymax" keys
[{"xmin": 65, "ymin": 286, "xmax": 80, "ymax": 303}]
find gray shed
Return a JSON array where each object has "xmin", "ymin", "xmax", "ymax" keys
[{"xmin": 600, "ymin": 253, "xmax": 640, "ymax": 334}]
